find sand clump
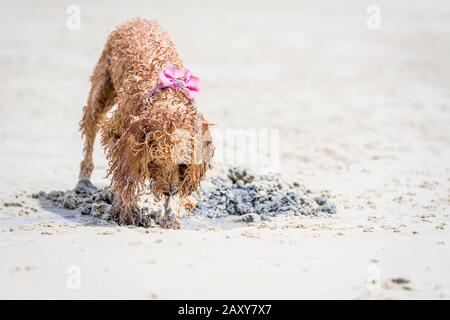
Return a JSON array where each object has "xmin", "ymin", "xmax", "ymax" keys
[{"xmin": 35, "ymin": 167, "xmax": 336, "ymax": 227}]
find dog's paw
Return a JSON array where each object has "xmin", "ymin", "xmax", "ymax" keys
[
  {"xmin": 74, "ymin": 179, "xmax": 97, "ymax": 195},
  {"xmin": 110, "ymin": 204, "xmax": 141, "ymax": 226},
  {"xmin": 159, "ymin": 218, "xmax": 181, "ymax": 229},
  {"xmin": 118, "ymin": 209, "xmax": 141, "ymax": 226},
  {"xmin": 158, "ymin": 213, "xmax": 181, "ymax": 229}
]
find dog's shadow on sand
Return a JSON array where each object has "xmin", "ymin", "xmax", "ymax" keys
[
  {"xmin": 35, "ymin": 190, "xmax": 246, "ymax": 231},
  {"xmin": 34, "ymin": 180, "xmax": 251, "ymax": 230},
  {"xmin": 35, "ymin": 181, "xmax": 121, "ymax": 228},
  {"xmin": 37, "ymin": 196, "xmax": 115, "ymax": 228}
]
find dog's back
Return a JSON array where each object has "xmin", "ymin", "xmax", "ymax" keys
[
  {"xmin": 106, "ymin": 19, "xmax": 183, "ymax": 94},
  {"xmin": 79, "ymin": 18, "xmax": 183, "ymax": 183}
]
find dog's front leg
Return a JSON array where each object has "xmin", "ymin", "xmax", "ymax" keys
[
  {"xmin": 111, "ymin": 197, "xmax": 141, "ymax": 226},
  {"xmin": 158, "ymin": 196, "xmax": 181, "ymax": 229}
]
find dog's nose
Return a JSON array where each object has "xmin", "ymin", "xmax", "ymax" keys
[{"xmin": 163, "ymin": 186, "xmax": 177, "ymax": 196}]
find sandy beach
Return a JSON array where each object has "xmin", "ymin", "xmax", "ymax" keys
[{"xmin": 1, "ymin": 0, "xmax": 449, "ymax": 299}]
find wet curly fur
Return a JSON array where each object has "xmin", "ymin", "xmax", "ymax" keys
[{"xmin": 78, "ymin": 18, "xmax": 213, "ymax": 228}]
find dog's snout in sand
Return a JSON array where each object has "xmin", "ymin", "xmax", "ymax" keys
[{"xmin": 163, "ymin": 186, "xmax": 177, "ymax": 197}]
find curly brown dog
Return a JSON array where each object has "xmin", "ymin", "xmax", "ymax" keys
[{"xmin": 77, "ymin": 18, "xmax": 213, "ymax": 229}]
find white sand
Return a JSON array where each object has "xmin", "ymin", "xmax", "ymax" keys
[{"xmin": 1, "ymin": 0, "xmax": 449, "ymax": 299}]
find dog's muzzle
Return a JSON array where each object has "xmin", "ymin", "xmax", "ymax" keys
[{"xmin": 163, "ymin": 186, "xmax": 177, "ymax": 197}]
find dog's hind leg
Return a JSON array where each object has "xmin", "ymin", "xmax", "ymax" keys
[{"xmin": 77, "ymin": 51, "xmax": 115, "ymax": 191}]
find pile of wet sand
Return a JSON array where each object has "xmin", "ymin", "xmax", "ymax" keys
[
  {"xmin": 192, "ymin": 168, "xmax": 336, "ymax": 219},
  {"xmin": 35, "ymin": 168, "xmax": 336, "ymax": 227}
]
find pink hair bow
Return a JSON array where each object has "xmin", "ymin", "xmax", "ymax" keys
[{"xmin": 156, "ymin": 63, "xmax": 200, "ymax": 99}]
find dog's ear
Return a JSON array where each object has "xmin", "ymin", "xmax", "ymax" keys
[
  {"xmin": 200, "ymin": 121, "xmax": 214, "ymax": 168},
  {"xmin": 179, "ymin": 119, "xmax": 214, "ymax": 196}
]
